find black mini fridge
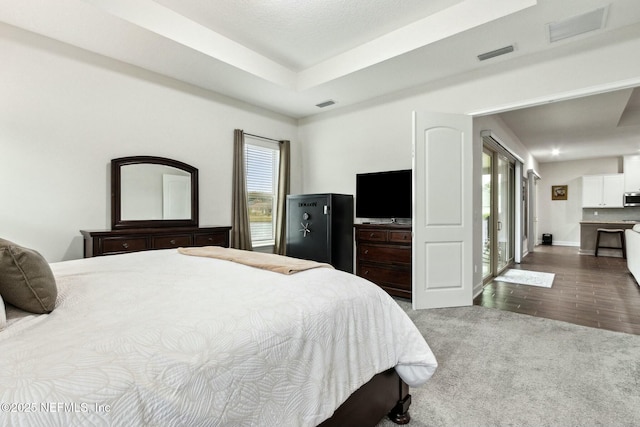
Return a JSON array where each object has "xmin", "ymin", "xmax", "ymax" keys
[{"xmin": 285, "ymin": 193, "xmax": 353, "ymax": 273}]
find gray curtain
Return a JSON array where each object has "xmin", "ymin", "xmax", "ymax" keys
[
  {"xmin": 231, "ymin": 129, "xmax": 253, "ymax": 250},
  {"xmin": 274, "ymin": 140, "xmax": 290, "ymax": 255}
]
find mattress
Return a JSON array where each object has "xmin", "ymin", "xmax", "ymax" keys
[{"xmin": 0, "ymin": 249, "xmax": 437, "ymax": 426}]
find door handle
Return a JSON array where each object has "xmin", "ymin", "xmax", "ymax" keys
[{"xmin": 497, "ymin": 221, "xmax": 502, "ymax": 231}]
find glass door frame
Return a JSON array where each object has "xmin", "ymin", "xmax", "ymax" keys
[
  {"xmin": 482, "ymin": 145, "xmax": 516, "ymax": 284},
  {"xmin": 496, "ymin": 155, "xmax": 515, "ymax": 274},
  {"xmin": 482, "ymin": 148, "xmax": 493, "ymax": 282}
]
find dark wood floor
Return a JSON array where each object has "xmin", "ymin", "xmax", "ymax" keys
[{"xmin": 474, "ymin": 245, "xmax": 640, "ymax": 334}]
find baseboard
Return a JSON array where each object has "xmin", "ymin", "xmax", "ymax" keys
[
  {"xmin": 538, "ymin": 241, "xmax": 580, "ymax": 247},
  {"xmin": 473, "ymin": 281, "xmax": 484, "ymax": 299}
]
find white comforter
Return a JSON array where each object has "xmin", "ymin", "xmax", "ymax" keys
[{"xmin": 0, "ymin": 249, "xmax": 437, "ymax": 426}]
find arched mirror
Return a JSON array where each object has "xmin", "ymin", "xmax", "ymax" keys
[{"xmin": 111, "ymin": 156, "xmax": 199, "ymax": 229}]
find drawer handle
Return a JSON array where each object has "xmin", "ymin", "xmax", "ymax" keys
[
  {"xmin": 122, "ymin": 243, "xmax": 129, "ymax": 249},
  {"xmin": 370, "ymin": 233, "xmax": 375, "ymax": 237},
  {"xmin": 364, "ymin": 249, "xmax": 369, "ymax": 254},
  {"xmin": 170, "ymin": 239, "xmax": 176, "ymax": 245},
  {"xmin": 364, "ymin": 270, "xmax": 369, "ymax": 275},
  {"xmin": 207, "ymin": 237, "xmax": 213, "ymax": 241}
]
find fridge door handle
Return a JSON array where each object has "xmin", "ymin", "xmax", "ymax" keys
[{"xmin": 324, "ymin": 205, "xmax": 329, "ymax": 215}]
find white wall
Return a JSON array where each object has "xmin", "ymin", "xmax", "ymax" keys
[
  {"xmin": 298, "ymin": 102, "xmax": 414, "ymax": 196},
  {"xmin": 537, "ymin": 157, "xmax": 621, "ymax": 246},
  {"xmin": 0, "ymin": 23, "xmax": 299, "ymax": 262}
]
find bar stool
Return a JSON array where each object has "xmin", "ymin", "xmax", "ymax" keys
[{"xmin": 595, "ymin": 228, "xmax": 626, "ymax": 259}]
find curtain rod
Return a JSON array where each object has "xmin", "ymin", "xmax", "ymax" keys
[{"xmin": 244, "ymin": 132, "xmax": 280, "ymax": 143}]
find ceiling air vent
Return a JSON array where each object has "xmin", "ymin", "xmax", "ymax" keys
[
  {"xmin": 477, "ymin": 45, "xmax": 514, "ymax": 61},
  {"xmin": 548, "ymin": 7, "xmax": 607, "ymax": 43},
  {"xmin": 315, "ymin": 100, "xmax": 336, "ymax": 108}
]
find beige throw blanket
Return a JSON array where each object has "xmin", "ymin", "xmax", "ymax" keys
[{"xmin": 177, "ymin": 246, "xmax": 334, "ymax": 275}]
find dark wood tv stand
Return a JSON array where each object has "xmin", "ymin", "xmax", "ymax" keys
[{"xmin": 354, "ymin": 224, "xmax": 412, "ymax": 300}]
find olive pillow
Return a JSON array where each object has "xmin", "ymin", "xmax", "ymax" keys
[{"xmin": 0, "ymin": 238, "xmax": 57, "ymax": 313}]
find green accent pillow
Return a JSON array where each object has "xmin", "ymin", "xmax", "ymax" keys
[{"xmin": 0, "ymin": 238, "xmax": 57, "ymax": 314}]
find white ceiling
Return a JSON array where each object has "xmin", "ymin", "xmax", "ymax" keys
[
  {"xmin": 499, "ymin": 87, "xmax": 640, "ymax": 163},
  {"xmin": 2, "ymin": 0, "xmax": 640, "ymax": 163},
  {"xmin": 153, "ymin": 0, "xmax": 463, "ymax": 71}
]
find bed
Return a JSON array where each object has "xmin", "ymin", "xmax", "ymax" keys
[{"xmin": 0, "ymin": 245, "xmax": 437, "ymax": 426}]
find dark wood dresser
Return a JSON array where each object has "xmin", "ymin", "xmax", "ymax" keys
[
  {"xmin": 354, "ymin": 224, "xmax": 412, "ymax": 300},
  {"xmin": 81, "ymin": 226, "xmax": 231, "ymax": 257}
]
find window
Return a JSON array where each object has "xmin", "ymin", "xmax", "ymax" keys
[{"xmin": 245, "ymin": 139, "xmax": 280, "ymax": 246}]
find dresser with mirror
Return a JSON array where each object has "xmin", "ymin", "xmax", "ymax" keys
[{"xmin": 81, "ymin": 156, "xmax": 231, "ymax": 257}]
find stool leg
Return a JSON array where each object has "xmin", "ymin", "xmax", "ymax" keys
[
  {"xmin": 621, "ymin": 231, "xmax": 626, "ymax": 259},
  {"xmin": 595, "ymin": 231, "xmax": 601, "ymax": 257}
]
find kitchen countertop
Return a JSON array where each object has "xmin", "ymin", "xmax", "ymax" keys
[
  {"xmin": 580, "ymin": 220, "xmax": 640, "ymax": 224},
  {"xmin": 579, "ymin": 221, "xmax": 637, "ymax": 256}
]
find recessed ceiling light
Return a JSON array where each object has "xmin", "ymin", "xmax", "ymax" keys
[{"xmin": 551, "ymin": 149, "xmax": 560, "ymax": 156}]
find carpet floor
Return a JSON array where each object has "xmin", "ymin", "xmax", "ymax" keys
[{"xmin": 377, "ymin": 301, "xmax": 640, "ymax": 427}]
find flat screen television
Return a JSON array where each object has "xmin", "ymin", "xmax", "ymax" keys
[{"xmin": 356, "ymin": 169, "xmax": 412, "ymax": 220}]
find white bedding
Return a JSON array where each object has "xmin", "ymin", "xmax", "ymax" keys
[{"xmin": 0, "ymin": 249, "xmax": 437, "ymax": 426}]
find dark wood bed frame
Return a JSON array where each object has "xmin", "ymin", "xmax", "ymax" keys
[{"xmin": 318, "ymin": 368, "xmax": 411, "ymax": 426}]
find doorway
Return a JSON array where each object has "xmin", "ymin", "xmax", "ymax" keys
[{"xmin": 482, "ymin": 145, "xmax": 516, "ymax": 282}]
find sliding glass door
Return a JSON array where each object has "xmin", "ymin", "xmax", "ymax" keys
[
  {"xmin": 496, "ymin": 155, "xmax": 514, "ymax": 273},
  {"xmin": 482, "ymin": 150, "xmax": 492, "ymax": 280},
  {"xmin": 483, "ymin": 146, "xmax": 516, "ymax": 282}
]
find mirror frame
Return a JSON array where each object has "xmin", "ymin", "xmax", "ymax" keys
[{"xmin": 111, "ymin": 156, "xmax": 199, "ymax": 229}]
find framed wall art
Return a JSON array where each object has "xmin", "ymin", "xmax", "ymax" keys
[{"xmin": 551, "ymin": 185, "xmax": 568, "ymax": 200}]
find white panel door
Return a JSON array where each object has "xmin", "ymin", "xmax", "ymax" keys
[{"xmin": 412, "ymin": 111, "xmax": 473, "ymax": 309}]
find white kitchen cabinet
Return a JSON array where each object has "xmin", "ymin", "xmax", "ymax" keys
[
  {"xmin": 582, "ymin": 174, "xmax": 624, "ymax": 208},
  {"xmin": 624, "ymin": 155, "xmax": 640, "ymax": 193}
]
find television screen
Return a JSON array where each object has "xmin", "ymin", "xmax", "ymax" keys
[{"xmin": 356, "ymin": 169, "xmax": 412, "ymax": 219}]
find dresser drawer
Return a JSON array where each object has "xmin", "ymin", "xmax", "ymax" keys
[
  {"xmin": 194, "ymin": 232, "xmax": 227, "ymax": 247},
  {"xmin": 389, "ymin": 230, "xmax": 411, "ymax": 243},
  {"xmin": 359, "ymin": 244, "xmax": 411, "ymax": 265},
  {"xmin": 152, "ymin": 235, "xmax": 192, "ymax": 249},
  {"xmin": 81, "ymin": 226, "xmax": 231, "ymax": 257},
  {"xmin": 357, "ymin": 229, "xmax": 387, "ymax": 242},
  {"xmin": 358, "ymin": 264, "xmax": 411, "ymax": 291},
  {"xmin": 101, "ymin": 237, "xmax": 148, "ymax": 254}
]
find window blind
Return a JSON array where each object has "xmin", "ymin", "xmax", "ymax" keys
[{"xmin": 245, "ymin": 142, "xmax": 279, "ymax": 244}]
